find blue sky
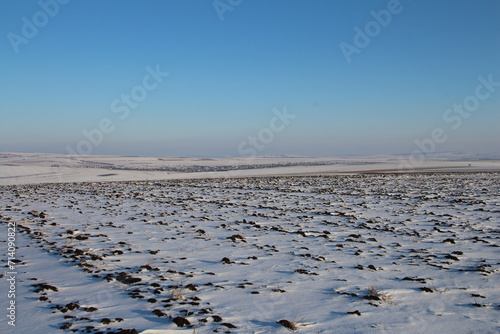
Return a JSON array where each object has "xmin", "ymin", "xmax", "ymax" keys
[{"xmin": 1, "ymin": 0, "xmax": 499, "ymax": 157}]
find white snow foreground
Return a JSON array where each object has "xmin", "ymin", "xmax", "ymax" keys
[{"xmin": 0, "ymin": 173, "xmax": 499, "ymax": 333}]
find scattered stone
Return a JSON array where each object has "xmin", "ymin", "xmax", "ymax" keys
[
  {"xmin": 347, "ymin": 310, "xmax": 361, "ymax": 316},
  {"xmin": 172, "ymin": 316, "xmax": 190, "ymax": 327},
  {"xmin": 277, "ymin": 319, "xmax": 297, "ymax": 330}
]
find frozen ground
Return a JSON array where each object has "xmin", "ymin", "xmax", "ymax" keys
[
  {"xmin": 1, "ymin": 152, "xmax": 500, "ymax": 185},
  {"xmin": 1, "ymin": 173, "xmax": 499, "ymax": 333}
]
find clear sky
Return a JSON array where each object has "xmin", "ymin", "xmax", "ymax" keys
[{"xmin": 1, "ymin": 0, "xmax": 499, "ymax": 157}]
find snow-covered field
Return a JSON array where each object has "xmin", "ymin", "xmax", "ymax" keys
[
  {"xmin": 1, "ymin": 173, "xmax": 499, "ymax": 333},
  {"xmin": 2, "ymin": 152, "xmax": 500, "ymax": 185}
]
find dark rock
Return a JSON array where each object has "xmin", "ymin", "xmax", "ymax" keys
[
  {"xmin": 172, "ymin": 316, "xmax": 190, "ymax": 327},
  {"xmin": 347, "ymin": 310, "xmax": 361, "ymax": 316}
]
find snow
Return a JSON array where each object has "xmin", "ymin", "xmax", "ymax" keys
[
  {"xmin": 1, "ymin": 171, "xmax": 499, "ymax": 333},
  {"xmin": 1, "ymin": 152, "xmax": 500, "ymax": 185}
]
